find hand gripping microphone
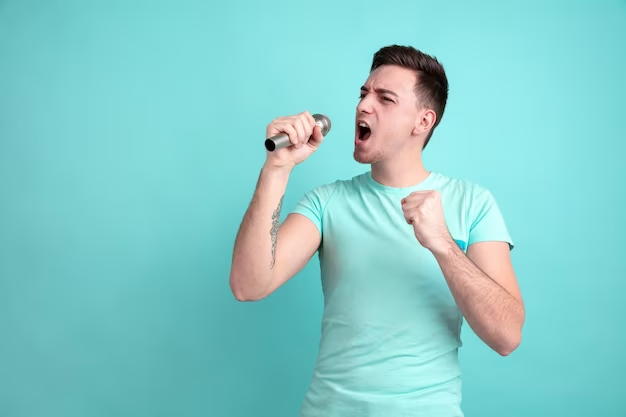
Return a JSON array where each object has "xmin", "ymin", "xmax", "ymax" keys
[{"xmin": 265, "ymin": 114, "xmax": 331, "ymax": 151}]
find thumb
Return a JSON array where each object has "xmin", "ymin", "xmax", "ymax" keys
[{"xmin": 308, "ymin": 125, "xmax": 324, "ymax": 148}]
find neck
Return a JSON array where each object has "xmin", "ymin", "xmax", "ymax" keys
[{"xmin": 370, "ymin": 150, "xmax": 430, "ymax": 188}]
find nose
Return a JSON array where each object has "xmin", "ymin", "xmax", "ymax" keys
[{"xmin": 357, "ymin": 93, "xmax": 373, "ymax": 114}]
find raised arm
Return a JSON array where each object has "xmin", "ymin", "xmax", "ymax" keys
[
  {"xmin": 229, "ymin": 111, "xmax": 325, "ymax": 301},
  {"xmin": 230, "ymin": 166, "xmax": 320, "ymax": 301},
  {"xmin": 401, "ymin": 189, "xmax": 524, "ymax": 356}
]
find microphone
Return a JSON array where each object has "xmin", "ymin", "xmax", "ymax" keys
[{"xmin": 265, "ymin": 114, "xmax": 331, "ymax": 151}]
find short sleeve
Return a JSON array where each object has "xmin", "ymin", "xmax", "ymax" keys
[
  {"xmin": 468, "ymin": 186, "xmax": 514, "ymax": 250},
  {"xmin": 289, "ymin": 182, "xmax": 338, "ymax": 235}
]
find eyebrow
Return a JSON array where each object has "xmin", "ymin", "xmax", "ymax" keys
[{"xmin": 360, "ymin": 86, "xmax": 398, "ymax": 97}]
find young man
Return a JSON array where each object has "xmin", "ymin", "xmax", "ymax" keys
[{"xmin": 230, "ymin": 45, "xmax": 525, "ymax": 417}]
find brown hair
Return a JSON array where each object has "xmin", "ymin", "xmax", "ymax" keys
[{"xmin": 371, "ymin": 45, "xmax": 449, "ymax": 148}]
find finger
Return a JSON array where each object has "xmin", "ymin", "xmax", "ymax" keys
[
  {"xmin": 273, "ymin": 123, "xmax": 298, "ymax": 146},
  {"xmin": 402, "ymin": 194, "xmax": 426, "ymax": 207},
  {"xmin": 292, "ymin": 118, "xmax": 306, "ymax": 147},
  {"xmin": 266, "ymin": 118, "xmax": 284, "ymax": 138},
  {"xmin": 300, "ymin": 116, "xmax": 315, "ymax": 144},
  {"xmin": 401, "ymin": 198, "xmax": 418, "ymax": 210},
  {"xmin": 402, "ymin": 208, "xmax": 414, "ymax": 224},
  {"xmin": 404, "ymin": 207, "xmax": 423, "ymax": 225},
  {"xmin": 308, "ymin": 125, "xmax": 324, "ymax": 148},
  {"xmin": 298, "ymin": 113, "xmax": 316, "ymax": 143},
  {"xmin": 267, "ymin": 116, "xmax": 293, "ymax": 136},
  {"xmin": 302, "ymin": 111, "xmax": 316, "ymax": 132}
]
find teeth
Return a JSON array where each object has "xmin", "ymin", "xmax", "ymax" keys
[{"xmin": 359, "ymin": 122, "xmax": 368, "ymax": 128}]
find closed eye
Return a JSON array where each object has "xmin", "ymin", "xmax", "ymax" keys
[
  {"xmin": 360, "ymin": 86, "xmax": 398, "ymax": 103},
  {"xmin": 358, "ymin": 93, "xmax": 395, "ymax": 103}
]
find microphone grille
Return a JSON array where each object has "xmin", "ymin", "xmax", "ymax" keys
[{"xmin": 312, "ymin": 114, "xmax": 331, "ymax": 136}]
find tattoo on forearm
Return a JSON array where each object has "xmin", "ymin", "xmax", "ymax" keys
[{"xmin": 270, "ymin": 195, "xmax": 284, "ymax": 269}]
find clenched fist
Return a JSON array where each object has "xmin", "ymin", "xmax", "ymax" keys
[{"xmin": 401, "ymin": 190, "xmax": 452, "ymax": 254}]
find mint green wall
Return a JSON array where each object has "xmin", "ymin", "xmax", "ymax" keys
[{"xmin": 1, "ymin": 1, "xmax": 624, "ymax": 416}]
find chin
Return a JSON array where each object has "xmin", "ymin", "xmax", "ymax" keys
[
  {"xmin": 353, "ymin": 152, "xmax": 369, "ymax": 164},
  {"xmin": 353, "ymin": 147, "xmax": 384, "ymax": 164}
]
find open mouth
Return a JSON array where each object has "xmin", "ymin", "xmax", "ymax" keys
[{"xmin": 357, "ymin": 122, "xmax": 371, "ymax": 141}]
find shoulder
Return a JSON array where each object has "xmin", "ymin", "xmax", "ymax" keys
[
  {"xmin": 434, "ymin": 171, "xmax": 513, "ymax": 240},
  {"xmin": 431, "ymin": 172, "xmax": 498, "ymax": 203},
  {"xmin": 433, "ymin": 173, "xmax": 513, "ymax": 247},
  {"xmin": 431, "ymin": 172, "xmax": 507, "ymax": 228}
]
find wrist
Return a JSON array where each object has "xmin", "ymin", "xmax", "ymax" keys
[
  {"xmin": 427, "ymin": 231, "xmax": 457, "ymax": 258},
  {"xmin": 261, "ymin": 162, "xmax": 294, "ymax": 179}
]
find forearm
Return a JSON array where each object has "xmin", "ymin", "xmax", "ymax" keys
[
  {"xmin": 230, "ymin": 164, "xmax": 292, "ymax": 301},
  {"xmin": 432, "ymin": 238, "xmax": 524, "ymax": 355}
]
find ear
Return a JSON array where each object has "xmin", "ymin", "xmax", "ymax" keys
[{"xmin": 412, "ymin": 109, "xmax": 437, "ymax": 136}]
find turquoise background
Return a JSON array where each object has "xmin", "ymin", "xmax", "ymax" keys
[{"xmin": 1, "ymin": 1, "xmax": 625, "ymax": 416}]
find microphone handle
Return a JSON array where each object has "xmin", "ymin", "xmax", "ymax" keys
[{"xmin": 264, "ymin": 134, "xmax": 294, "ymax": 152}]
